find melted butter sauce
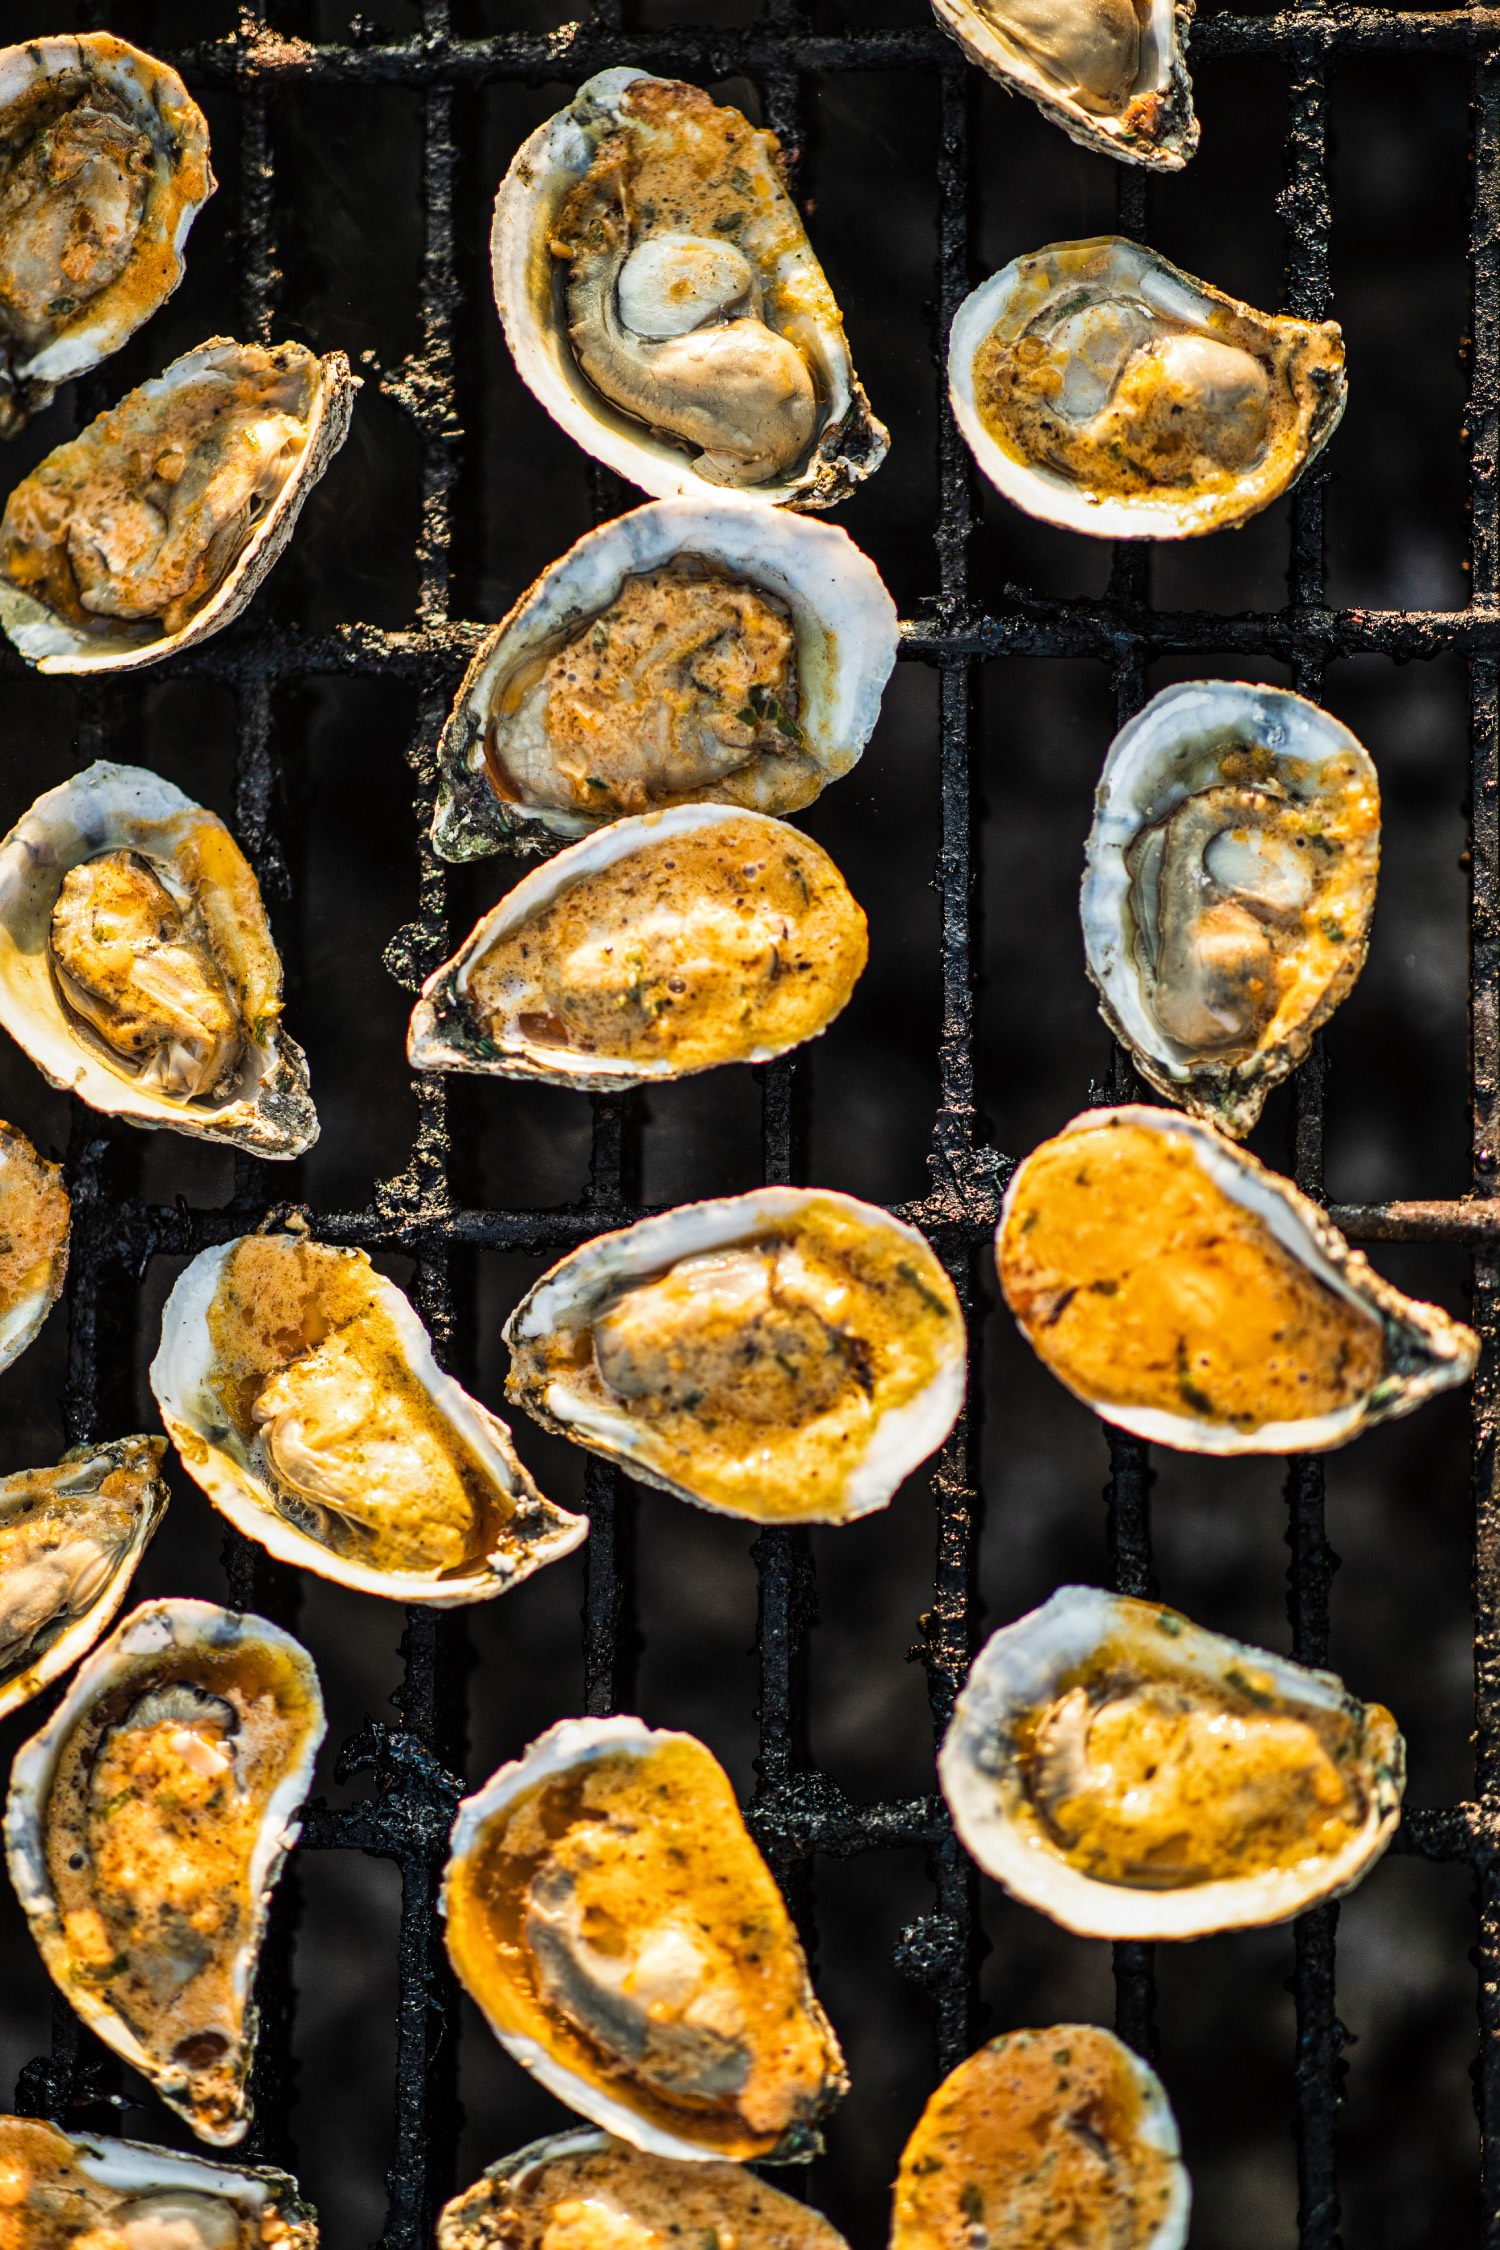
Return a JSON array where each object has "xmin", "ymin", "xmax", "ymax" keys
[
  {"xmin": 445, "ymin": 2140, "xmax": 846, "ymax": 2250},
  {"xmin": 0, "ymin": 1124, "xmax": 68, "ymax": 1332}
]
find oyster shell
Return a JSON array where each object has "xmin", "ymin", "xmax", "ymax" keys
[
  {"xmin": 0, "ymin": 762, "xmax": 316, "ymax": 1157},
  {"xmin": 996, "ymin": 1106, "xmax": 1477, "ymax": 1455},
  {"xmin": 0, "ymin": 337, "xmax": 355, "ymax": 672},
  {"xmin": 1081, "ymin": 682, "xmax": 1380, "ymax": 1138},
  {"xmin": 949, "ymin": 237, "xmax": 1345, "ymax": 538},
  {"xmin": 410, "ymin": 807, "xmax": 868, "ymax": 1091},
  {"xmin": 0, "ymin": 2115, "xmax": 316, "ymax": 2250},
  {"xmin": 933, "ymin": 0, "xmax": 1197, "ymax": 171},
  {"xmin": 442, "ymin": 1716, "xmax": 848, "ymax": 2160},
  {"xmin": 440, "ymin": 2129, "xmax": 851, "ymax": 2250},
  {"xmin": 940, "ymin": 1587, "xmax": 1404, "ymax": 1939},
  {"xmin": 5, "ymin": 1597, "xmax": 325, "ymax": 2146},
  {"xmin": 0, "ymin": 1434, "xmax": 168, "ymax": 1724},
  {"xmin": 504, "ymin": 1187, "xmax": 964, "ymax": 1525},
  {"xmin": 492, "ymin": 70, "xmax": 887, "ymax": 510},
  {"xmin": 891, "ymin": 2024, "xmax": 1189, "ymax": 2250},
  {"xmin": 0, "ymin": 1117, "xmax": 69, "ymax": 1372},
  {"xmin": 150, "ymin": 1231, "xmax": 586, "ymax": 1605},
  {"xmin": 432, "ymin": 499, "xmax": 898, "ymax": 861},
  {"xmin": 0, "ymin": 34, "xmax": 214, "ymax": 436}
]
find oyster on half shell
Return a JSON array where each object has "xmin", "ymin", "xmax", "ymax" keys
[
  {"xmin": 0, "ymin": 2114, "xmax": 316, "ymax": 2250},
  {"xmin": 0, "ymin": 1117, "xmax": 69, "ymax": 1373},
  {"xmin": 933, "ymin": 0, "xmax": 1197, "ymax": 171},
  {"xmin": 5, "ymin": 1598, "xmax": 325, "ymax": 2146}
]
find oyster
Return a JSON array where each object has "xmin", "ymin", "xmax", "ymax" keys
[
  {"xmin": 949, "ymin": 237, "xmax": 1345, "ymax": 538},
  {"xmin": 5, "ymin": 1597, "xmax": 325, "ymax": 2146},
  {"xmin": 996, "ymin": 1106, "xmax": 1477, "ymax": 1454},
  {"xmin": 0, "ymin": 34, "xmax": 214, "ymax": 436},
  {"xmin": 0, "ymin": 762, "xmax": 315, "ymax": 1157},
  {"xmin": 410, "ymin": 808, "xmax": 868, "ymax": 1091},
  {"xmin": 932, "ymin": 0, "xmax": 1196, "ymax": 170},
  {"xmin": 0, "ymin": 337, "xmax": 355, "ymax": 672},
  {"xmin": 440, "ymin": 2129, "xmax": 851, "ymax": 2250},
  {"xmin": 1081, "ymin": 682, "xmax": 1380, "ymax": 1137},
  {"xmin": 492, "ymin": 70, "xmax": 887, "ymax": 510},
  {"xmin": 0, "ymin": 2115, "xmax": 316, "ymax": 2250},
  {"xmin": 891, "ymin": 2025, "xmax": 1189, "ymax": 2250},
  {"xmin": 0, "ymin": 1117, "xmax": 69, "ymax": 1372},
  {"xmin": 504, "ymin": 1188, "xmax": 964, "ymax": 1525},
  {"xmin": 0, "ymin": 1434, "xmax": 168, "ymax": 1724},
  {"xmin": 432, "ymin": 499, "xmax": 898, "ymax": 861},
  {"xmin": 442, "ymin": 1716, "xmax": 848, "ymax": 2160},
  {"xmin": 942, "ymin": 1589, "xmax": 1403, "ymax": 1938},
  {"xmin": 150, "ymin": 1231, "xmax": 586, "ymax": 1605}
]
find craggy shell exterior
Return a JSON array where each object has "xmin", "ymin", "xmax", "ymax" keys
[
  {"xmin": 5, "ymin": 1598, "xmax": 326, "ymax": 2146},
  {"xmin": 0, "ymin": 1434, "xmax": 169, "ymax": 1723},
  {"xmin": 0, "ymin": 762, "xmax": 316, "ymax": 1157},
  {"xmin": 150, "ymin": 1236, "xmax": 587, "ymax": 1606},
  {"xmin": 491, "ymin": 69, "xmax": 887, "ymax": 511},
  {"xmin": 0, "ymin": 1118, "xmax": 69, "ymax": 1372},
  {"xmin": 432, "ymin": 499, "xmax": 899, "ymax": 860},
  {"xmin": 949, "ymin": 237, "xmax": 1346, "ymax": 539},
  {"xmin": 933, "ymin": 0, "xmax": 1197, "ymax": 171},
  {"xmin": 1081, "ymin": 683, "xmax": 1381, "ymax": 1137},
  {"xmin": 0, "ymin": 36, "xmax": 215, "ymax": 432},
  {"xmin": 940, "ymin": 1587, "xmax": 1405, "ymax": 1939},
  {"xmin": 0, "ymin": 2116, "xmax": 316, "ymax": 2250},
  {"xmin": 0, "ymin": 338, "xmax": 355, "ymax": 672},
  {"xmin": 996, "ymin": 1106, "xmax": 1478, "ymax": 1455}
]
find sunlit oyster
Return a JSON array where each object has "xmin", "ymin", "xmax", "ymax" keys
[
  {"xmin": 0, "ymin": 337, "xmax": 355, "ymax": 672},
  {"xmin": 5, "ymin": 1597, "xmax": 325, "ymax": 2146},
  {"xmin": 0, "ymin": 762, "xmax": 315, "ymax": 1156},
  {"xmin": 411, "ymin": 808, "xmax": 867, "ymax": 1091},
  {"xmin": 505, "ymin": 1188, "xmax": 964, "ymax": 1525},
  {"xmin": 0, "ymin": 1117, "xmax": 69, "ymax": 1372},
  {"xmin": 0, "ymin": 34, "xmax": 214, "ymax": 436},
  {"xmin": 443, "ymin": 1716, "xmax": 848, "ymax": 2160},
  {"xmin": 949, "ymin": 238, "xmax": 1345, "ymax": 538},
  {"xmin": 432, "ymin": 500, "xmax": 898, "ymax": 861},
  {"xmin": 0, "ymin": 2114, "xmax": 316, "ymax": 2250},
  {"xmin": 493, "ymin": 70, "xmax": 887, "ymax": 510},
  {"xmin": 891, "ymin": 2024, "xmax": 1189, "ymax": 2250},
  {"xmin": 1082, "ymin": 682, "xmax": 1380, "ymax": 1137},
  {"xmin": 0, "ymin": 1434, "xmax": 168, "ymax": 1724},
  {"xmin": 996, "ymin": 1106, "xmax": 1476, "ymax": 1454},
  {"xmin": 933, "ymin": 0, "xmax": 1196, "ymax": 170},
  {"xmin": 150, "ymin": 1231, "xmax": 586, "ymax": 1604},
  {"xmin": 941, "ymin": 1587, "xmax": 1404, "ymax": 1940}
]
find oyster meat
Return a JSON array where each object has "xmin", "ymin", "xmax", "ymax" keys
[
  {"xmin": 505, "ymin": 1188, "xmax": 965, "ymax": 1525},
  {"xmin": 492, "ymin": 70, "xmax": 887, "ymax": 510},
  {"xmin": 151, "ymin": 1231, "xmax": 586, "ymax": 1605},
  {"xmin": 996, "ymin": 1107, "xmax": 1477, "ymax": 1454},
  {"xmin": 891, "ymin": 2025, "xmax": 1189, "ymax": 2250},
  {"xmin": 0, "ymin": 338, "xmax": 355, "ymax": 672},
  {"xmin": 442, "ymin": 1717, "xmax": 848, "ymax": 2160},
  {"xmin": 0, "ymin": 35, "xmax": 214, "ymax": 435},
  {"xmin": 0, "ymin": 762, "xmax": 315, "ymax": 1156},
  {"xmin": 0, "ymin": 1117, "xmax": 69, "ymax": 1373},
  {"xmin": 431, "ymin": 499, "xmax": 897, "ymax": 861},
  {"xmin": 0, "ymin": 2114, "xmax": 316, "ymax": 2250},
  {"xmin": 949, "ymin": 237, "xmax": 1345, "ymax": 538},
  {"xmin": 932, "ymin": 0, "xmax": 1197, "ymax": 171},
  {"xmin": 5, "ymin": 1598, "xmax": 325, "ymax": 2146},
  {"xmin": 411, "ymin": 808, "xmax": 868, "ymax": 1090},
  {"xmin": 1082, "ymin": 682, "xmax": 1380, "ymax": 1136}
]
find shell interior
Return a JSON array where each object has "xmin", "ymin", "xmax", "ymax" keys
[
  {"xmin": 0, "ymin": 2115, "xmax": 316, "ymax": 2250},
  {"xmin": 0, "ymin": 1118, "xmax": 70, "ymax": 1372},
  {"xmin": 932, "ymin": 0, "xmax": 1197, "ymax": 172}
]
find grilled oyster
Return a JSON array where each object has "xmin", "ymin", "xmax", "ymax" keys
[
  {"xmin": 411, "ymin": 808, "xmax": 867, "ymax": 1090},
  {"xmin": 996, "ymin": 1107, "xmax": 1476, "ymax": 1454},
  {"xmin": 0, "ymin": 762, "xmax": 315, "ymax": 1156},
  {"xmin": 1082, "ymin": 682, "xmax": 1380, "ymax": 1137},
  {"xmin": 0, "ymin": 34, "xmax": 214, "ymax": 436},
  {"xmin": 432, "ymin": 499, "xmax": 898, "ymax": 861},
  {"xmin": 0, "ymin": 337, "xmax": 355, "ymax": 672},
  {"xmin": 932, "ymin": 0, "xmax": 1197, "ymax": 170},
  {"xmin": 0, "ymin": 2115, "xmax": 316, "ymax": 2250},
  {"xmin": 5, "ymin": 1598, "xmax": 325, "ymax": 2146},
  {"xmin": 504, "ymin": 1188, "xmax": 964, "ymax": 1524},
  {"xmin": 492, "ymin": 70, "xmax": 887, "ymax": 510},
  {"xmin": 0, "ymin": 1435, "xmax": 168, "ymax": 1724},
  {"xmin": 892, "ymin": 2025, "xmax": 1189, "ymax": 2250},
  {"xmin": 0, "ymin": 1118, "xmax": 69, "ymax": 1373},
  {"xmin": 150, "ymin": 1231, "xmax": 586, "ymax": 1605},
  {"xmin": 949, "ymin": 237, "xmax": 1345, "ymax": 538},
  {"xmin": 442, "ymin": 1717, "xmax": 848, "ymax": 2160},
  {"xmin": 941, "ymin": 1587, "xmax": 1403, "ymax": 1939}
]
